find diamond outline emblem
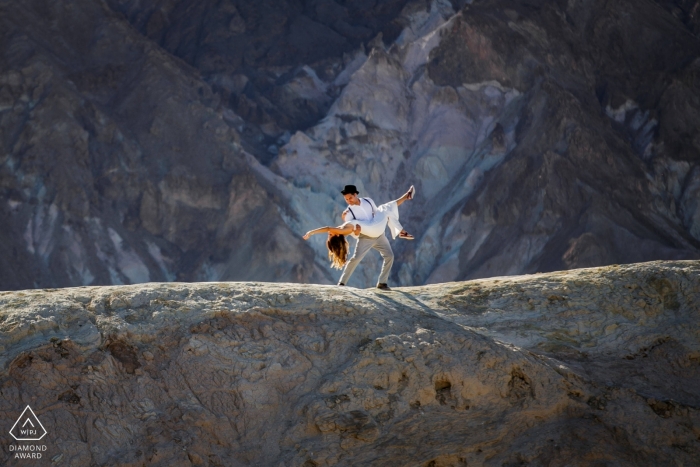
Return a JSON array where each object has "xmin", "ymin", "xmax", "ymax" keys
[{"xmin": 9, "ymin": 406, "xmax": 47, "ymax": 441}]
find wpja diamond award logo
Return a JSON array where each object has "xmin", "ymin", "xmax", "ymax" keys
[{"xmin": 8, "ymin": 406, "xmax": 48, "ymax": 459}]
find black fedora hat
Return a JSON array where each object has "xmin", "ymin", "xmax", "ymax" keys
[{"xmin": 341, "ymin": 185, "xmax": 359, "ymax": 195}]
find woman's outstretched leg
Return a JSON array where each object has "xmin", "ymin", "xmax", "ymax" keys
[
  {"xmin": 379, "ymin": 199, "xmax": 413, "ymax": 240},
  {"xmin": 383, "ymin": 200, "xmax": 403, "ymax": 239},
  {"xmin": 395, "ymin": 185, "xmax": 415, "ymax": 207},
  {"xmin": 387, "ymin": 186, "xmax": 415, "ymax": 239}
]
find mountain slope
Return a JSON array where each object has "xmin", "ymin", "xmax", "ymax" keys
[
  {"xmin": 1, "ymin": 0, "xmax": 700, "ymax": 289},
  {"xmin": 273, "ymin": 0, "xmax": 700, "ymax": 286},
  {"xmin": 0, "ymin": 0, "xmax": 323, "ymax": 289}
]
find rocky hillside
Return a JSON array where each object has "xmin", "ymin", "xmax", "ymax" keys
[
  {"xmin": 1, "ymin": 0, "xmax": 700, "ymax": 290},
  {"xmin": 0, "ymin": 260, "xmax": 699, "ymax": 465},
  {"xmin": 273, "ymin": 0, "xmax": 700, "ymax": 286}
]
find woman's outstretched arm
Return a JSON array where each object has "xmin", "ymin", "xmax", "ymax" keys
[{"xmin": 303, "ymin": 224, "xmax": 354, "ymax": 240}]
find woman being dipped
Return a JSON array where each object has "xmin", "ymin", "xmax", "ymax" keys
[{"xmin": 303, "ymin": 186, "xmax": 415, "ymax": 270}]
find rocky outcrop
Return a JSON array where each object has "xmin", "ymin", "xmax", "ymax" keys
[{"xmin": 1, "ymin": 260, "xmax": 699, "ymax": 465}]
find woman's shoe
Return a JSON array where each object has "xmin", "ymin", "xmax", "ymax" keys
[
  {"xmin": 407, "ymin": 185, "xmax": 416, "ymax": 200},
  {"xmin": 398, "ymin": 231, "xmax": 415, "ymax": 240}
]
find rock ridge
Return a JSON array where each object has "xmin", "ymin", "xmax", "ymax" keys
[{"xmin": 0, "ymin": 260, "xmax": 699, "ymax": 465}]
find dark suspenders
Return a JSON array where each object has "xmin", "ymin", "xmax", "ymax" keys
[
  {"xmin": 366, "ymin": 198, "xmax": 375, "ymax": 217},
  {"xmin": 346, "ymin": 198, "xmax": 375, "ymax": 220}
]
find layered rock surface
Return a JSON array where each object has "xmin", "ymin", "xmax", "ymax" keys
[{"xmin": 1, "ymin": 260, "xmax": 699, "ymax": 466}]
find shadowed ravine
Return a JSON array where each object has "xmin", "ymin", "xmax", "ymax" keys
[{"xmin": 1, "ymin": 260, "xmax": 699, "ymax": 466}]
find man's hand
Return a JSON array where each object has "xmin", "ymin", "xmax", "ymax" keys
[
  {"xmin": 303, "ymin": 232, "xmax": 312, "ymax": 240},
  {"xmin": 354, "ymin": 225, "xmax": 361, "ymax": 235}
]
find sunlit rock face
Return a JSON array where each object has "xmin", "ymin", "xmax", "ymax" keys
[
  {"xmin": 273, "ymin": 0, "xmax": 700, "ymax": 287},
  {"xmin": 1, "ymin": 261, "xmax": 699, "ymax": 465},
  {"xmin": 1, "ymin": 0, "xmax": 700, "ymax": 290}
]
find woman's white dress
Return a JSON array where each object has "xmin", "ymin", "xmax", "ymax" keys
[{"xmin": 342, "ymin": 200, "xmax": 403, "ymax": 239}]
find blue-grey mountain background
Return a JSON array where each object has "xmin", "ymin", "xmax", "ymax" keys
[{"xmin": 1, "ymin": 0, "xmax": 700, "ymax": 290}]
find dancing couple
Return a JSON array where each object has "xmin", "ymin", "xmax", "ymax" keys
[{"xmin": 303, "ymin": 184, "xmax": 416, "ymax": 290}]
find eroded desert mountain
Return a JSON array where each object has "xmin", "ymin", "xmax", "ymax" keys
[{"xmin": 1, "ymin": 0, "xmax": 700, "ymax": 289}]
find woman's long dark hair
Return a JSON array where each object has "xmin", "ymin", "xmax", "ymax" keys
[{"xmin": 326, "ymin": 234, "xmax": 349, "ymax": 269}]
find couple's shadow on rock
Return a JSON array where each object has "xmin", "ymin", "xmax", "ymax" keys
[{"xmin": 360, "ymin": 289, "xmax": 436, "ymax": 316}]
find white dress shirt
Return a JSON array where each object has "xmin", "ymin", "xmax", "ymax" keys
[{"xmin": 343, "ymin": 197, "xmax": 377, "ymax": 222}]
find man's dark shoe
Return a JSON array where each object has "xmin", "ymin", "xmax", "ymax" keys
[
  {"xmin": 376, "ymin": 283, "xmax": 391, "ymax": 291},
  {"xmin": 338, "ymin": 283, "xmax": 345, "ymax": 286}
]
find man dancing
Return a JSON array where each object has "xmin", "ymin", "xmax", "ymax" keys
[{"xmin": 337, "ymin": 184, "xmax": 414, "ymax": 290}]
